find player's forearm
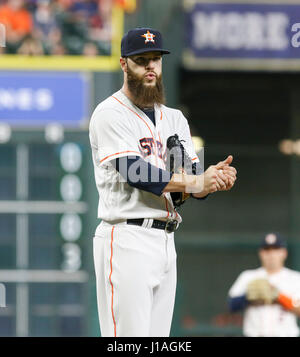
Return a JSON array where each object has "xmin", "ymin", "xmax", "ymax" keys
[
  {"xmin": 162, "ymin": 173, "xmax": 193, "ymax": 192},
  {"xmin": 162, "ymin": 173, "xmax": 209, "ymax": 198},
  {"xmin": 112, "ymin": 156, "xmax": 172, "ymax": 196}
]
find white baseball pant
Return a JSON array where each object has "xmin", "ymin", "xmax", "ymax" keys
[{"xmin": 93, "ymin": 220, "xmax": 177, "ymax": 337}]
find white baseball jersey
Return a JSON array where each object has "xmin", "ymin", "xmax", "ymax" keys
[
  {"xmin": 229, "ymin": 267, "xmax": 300, "ymax": 337},
  {"xmin": 89, "ymin": 89, "xmax": 199, "ymax": 229}
]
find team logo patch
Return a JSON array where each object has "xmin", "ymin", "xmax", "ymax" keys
[
  {"xmin": 265, "ymin": 233, "xmax": 277, "ymax": 245},
  {"xmin": 141, "ymin": 30, "xmax": 156, "ymax": 44},
  {"xmin": 139, "ymin": 137, "xmax": 165, "ymax": 160}
]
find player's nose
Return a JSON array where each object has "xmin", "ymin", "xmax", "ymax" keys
[{"xmin": 145, "ymin": 59, "xmax": 155, "ymax": 69}]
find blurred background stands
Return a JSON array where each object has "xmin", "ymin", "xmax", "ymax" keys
[{"xmin": 0, "ymin": 0, "xmax": 113, "ymax": 55}]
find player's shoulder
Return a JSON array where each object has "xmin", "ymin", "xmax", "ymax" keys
[
  {"xmin": 160, "ymin": 104, "xmax": 183, "ymax": 117},
  {"xmin": 160, "ymin": 104, "xmax": 187, "ymax": 124},
  {"xmin": 90, "ymin": 91, "xmax": 124, "ymax": 128},
  {"xmin": 282, "ymin": 267, "xmax": 300, "ymax": 279}
]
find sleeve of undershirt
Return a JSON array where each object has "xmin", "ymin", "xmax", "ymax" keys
[
  {"xmin": 228, "ymin": 295, "xmax": 248, "ymax": 312},
  {"xmin": 112, "ymin": 156, "xmax": 173, "ymax": 197}
]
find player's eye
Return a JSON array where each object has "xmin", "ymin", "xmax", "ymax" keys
[
  {"xmin": 130, "ymin": 56, "xmax": 161, "ymax": 66},
  {"xmin": 131, "ymin": 57, "xmax": 147, "ymax": 66}
]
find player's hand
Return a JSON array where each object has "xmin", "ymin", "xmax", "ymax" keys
[
  {"xmin": 190, "ymin": 165, "xmax": 221, "ymax": 196},
  {"xmin": 189, "ymin": 156, "xmax": 236, "ymax": 197},
  {"xmin": 215, "ymin": 156, "xmax": 237, "ymax": 191},
  {"xmin": 171, "ymin": 155, "xmax": 237, "ymax": 197}
]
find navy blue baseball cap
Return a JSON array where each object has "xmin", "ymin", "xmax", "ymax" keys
[
  {"xmin": 260, "ymin": 233, "xmax": 287, "ymax": 249},
  {"xmin": 121, "ymin": 27, "xmax": 170, "ymax": 57}
]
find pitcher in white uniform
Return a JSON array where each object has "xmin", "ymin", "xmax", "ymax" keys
[
  {"xmin": 228, "ymin": 233, "xmax": 300, "ymax": 337},
  {"xmin": 89, "ymin": 27, "xmax": 237, "ymax": 337}
]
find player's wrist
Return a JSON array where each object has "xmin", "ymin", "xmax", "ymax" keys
[
  {"xmin": 191, "ymin": 174, "xmax": 211, "ymax": 197},
  {"xmin": 192, "ymin": 191, "xmax": 209, "ymax": 198},
  {"xmin": 184, "ymin": 174, "xmax": 211, "ymax": 197},
  {"xmin": 164, "ymin": 173, "xmax": 188, "ymax": 193},
  {"xmin": 276, "ymin": 293, "xmax": 295, "ymax": 311},
  {"xmin": 164, "ymin": 173, "xmax": 194, "ymax": 192}
]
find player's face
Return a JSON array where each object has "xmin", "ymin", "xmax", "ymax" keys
[
  {"xmin": 127, "ymin": 52, "xmax": 162, "ymax": 87},
  {"xmin": 259, "ymin": 247, "xmax": 287, "ymax": 272},
  {"xmin": 120, "ymin": 51, "xmax": 165, "ymax": 108}
]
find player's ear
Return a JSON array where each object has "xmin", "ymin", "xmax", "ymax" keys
[
  {"xmin": 282, "ymin": 248, "xmax": 288, "ymax": 260},
  {"xmin": 120, "ymin": 57, "xmax": 128, "ymax": 73}
]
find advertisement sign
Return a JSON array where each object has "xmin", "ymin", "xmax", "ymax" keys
[
  {"xmin": 184, "ymin": 0, "xmax": 300, "ymax": 70},
  {"xmin": 0, "ymin": 72, "xmax": 89, "ymax": 127}
]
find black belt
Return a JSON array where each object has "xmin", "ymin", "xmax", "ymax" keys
[{"xmin": 127, "ymin": 218, "xmax": 179, "ymax": 233}]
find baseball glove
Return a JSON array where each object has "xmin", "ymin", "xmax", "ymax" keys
[
  {"xmin": 166, "ymin": 134, "xmax": 196, "ymax": 209},
  {"xmin": 246, "ymin": 278, "xmax": 279, "ymax": 305}
]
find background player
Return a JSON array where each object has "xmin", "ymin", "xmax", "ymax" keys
[
  {"xmin": 228, "ymin": 233, "xmax": 300, "ymax": 337},
  {"xmin": 89, "ymin": 27, "xmax": 237, "ymax": 337}
]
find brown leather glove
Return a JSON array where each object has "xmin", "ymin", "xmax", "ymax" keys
[
  {"xmin": 246, "ymin": 278, "xmax": 279, "ymax": 304},
  {"xmin": 166, "ymin": 134, "xmax": 195, "ymax": 209}
]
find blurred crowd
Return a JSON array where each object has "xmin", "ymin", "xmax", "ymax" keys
[{"xmin": 0, "ymin": 0, "xmax": 114, "ymax": 56}]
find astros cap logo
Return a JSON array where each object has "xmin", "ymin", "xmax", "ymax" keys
[
  {"xmin": 265, "ymin": 233, "xmax": 276, "ymax": 245},
  {"xmin": 141, "ymin": 30, "xmax": 156, "ymax": 44}
]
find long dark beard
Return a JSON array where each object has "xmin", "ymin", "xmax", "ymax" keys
[{"xmin": 126, "ymin": 64, "xmax": 166, "ymax": 108}]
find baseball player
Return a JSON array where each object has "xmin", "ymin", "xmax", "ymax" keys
[
  {"xmin": 228, "ymin": 233, "xmax": 300, "ymax": 337},
  {"xmin": 89, "ymin": 27, "xmax": 237, "ymax": 337}
]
